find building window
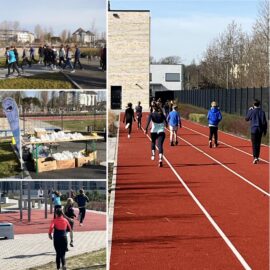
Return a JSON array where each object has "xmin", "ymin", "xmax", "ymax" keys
[
  {"xmin": 150, "ymin": 73, "xmax": 152, "ymax": 81},
  {"xmin": 165, "ymin": 73, "xmax": 180, "ymax": 82}
]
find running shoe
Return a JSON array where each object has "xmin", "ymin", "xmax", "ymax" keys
[
  {"xmin": 209, "ymin": 141, "xmax": 212, "ymax": 148},
  {"xmin": 128, "ymin": 134, "xmax": 131, "ymax": 139},
  {"xmin": 253, "ymin": 158, "xmax": 258, "ymax": 164},
  {"xmin": 170, "ymin": 141, "xmax": 174, "ymax": 146},
  {"xmin": 70, "ymin": 241, "xmax": 74, "ymax": 247},
  {"xmin": 214, "ymin": 143, "xmax": 218, "ymax": 148},
  {"xmin": 151, "ymin": 155, "xmax": 155, "ymax": 161},
  {"xmin": 159, "ymin": 160, "xmax": 163, "ymax": 167},
  {"xmin": 125, "ymin": 123, "xmax": 130, "ymax": 129},
  {"xmin": 70, "ymin": 70, "xmax": 75, "ymax": 73},
  {"xmin": 175, "ymin": 141, "xmax": 178, "ymax": 145},
  {"xmin": 80, "ymin": 223, "xmax": 83, "ymax": 226}
]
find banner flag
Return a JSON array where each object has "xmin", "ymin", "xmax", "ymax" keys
[{"xmin": 2, "ymin": 97, "xmax": 21, "ymax": 156}]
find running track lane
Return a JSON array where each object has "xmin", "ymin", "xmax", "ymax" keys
[{"xmin": 110, "ymin": 113, "xmax": 269, "ymax": 269}]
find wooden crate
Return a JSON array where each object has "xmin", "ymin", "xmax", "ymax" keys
[
  {"xmin": 75, "ymin": 151, "xmax": 97, "ymax": 167},
  {"xmin": 35, "ymin": 130, "xmax": 46, "ymax": 138},
  {"xmin": 36, "ymin": 158, "xmax": 57, "ymax": 173},
  {"xmin": 56, "ymin": 159, "xmax": 76, "ymax": 170}
]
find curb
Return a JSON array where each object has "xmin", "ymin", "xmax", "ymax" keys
[{"xmin": 60, "ymin": 71, "xmax": 82, "ymax": 89}]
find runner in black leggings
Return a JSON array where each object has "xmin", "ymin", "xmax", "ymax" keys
[
  {"xmin": 123, "ymin": 103, "xmax": 135, "ymax": 139},
  {"xmin": 145, "ymin": 102, "xmax": 167, "ymax": 167},
  {"xmin": 49, "ymin": 208, "xmax": 71, "ymax": 270}
]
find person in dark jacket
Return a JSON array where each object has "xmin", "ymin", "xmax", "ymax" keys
[
  {"xmin": 207, "ymin": 101, "xmax": 222, "ymax": 148},
  {"xmin": 73, "ymin": 45, "xmax": 83, "ymax": 70},
  {"xmin": 38, "ymin": 45, "xmax": 44, "ymax": 64},
  {"xmin": 64, "ymin": 198, "xmax": 76, "ymax": 247},
  {"xmin": 75, "ymin": 189, "xmax": 89, "ymax": 226},
  {"xmin": 135, "ymin": 101, "xmax": 143, "ymax": 129},
  {"xmin": 245, "ymin": 99, "xmax": 267, "ymax": 164},
  {"xmin": 123, "ymin": 103, "xmax": 136, "ymax": 138}
]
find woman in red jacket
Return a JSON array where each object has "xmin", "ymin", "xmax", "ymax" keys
[{"xmin": 49, "ymin": 208, "xmax": 71, "ymax": 270}]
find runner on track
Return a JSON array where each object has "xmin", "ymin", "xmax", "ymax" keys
[
  {"xmin": 145, "ymin": 102, "xmax": 168, "ymax": 167},
  {"xmin": 49, "ymin": 208, "xmax": 71, "ymax": 270},
  {"xmin": 123, "ymin": 103, "xmax": 136, "ymax": 139},
  {"xmin": 207, "ymin": 101, "xmax": 222, "ymax": 148},
  {"xmin": 75, "ymin": 189, "xmax": 90, "ymax": 226},
  {"xmin": 245, "ymin": 99, "xmax": 267, "ymax": 164},
  {"xmin": 135, "ymin": 101, "xmax": 143, "ymax": 129},
  {"xmin": 64, "ymin": 198, "xmax": 76, "ymax": 247},
  {"xmin": 167, "ymin": 104, "xmax": 182, "ymax": 146}
]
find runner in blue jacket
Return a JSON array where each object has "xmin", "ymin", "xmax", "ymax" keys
[
  {"xmin": 167, "ymin": 104, "xmax": 182, "ymax": 146},
  {"xmin": 207, "ymin": 101, "xmax": 222, "ymax": 148}
]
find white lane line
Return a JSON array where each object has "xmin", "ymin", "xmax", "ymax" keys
[
  {"xmin": 142, "ymin": 127, "xmax": 252, "ymax": 270},
  {"xmin": 182, "ymin": 124, "xmax": 269, "ymax": 164},
  {"xmin": 165, "ymin": 128, "xmax": 270, "ymax": 197}
]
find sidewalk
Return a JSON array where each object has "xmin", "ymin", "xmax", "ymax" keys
[{"xmin": 0, "ymin": 231, "xmax": 106, "ymax": 270}]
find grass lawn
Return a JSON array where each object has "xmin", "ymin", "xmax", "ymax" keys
[
  {"xmin": 0, "ymin": 141, "xmax": 21, "ymax": 178},
  {"xmin": 46, "ymin": 120, "xmax": 106, "ymax": 132},
  {"xmin": 28, "ymin": 249, "xmax": 106, "ymax": 270},
  {"xmin": 0, "ymin": 72, "xmax": 73, "ymax": 89}
]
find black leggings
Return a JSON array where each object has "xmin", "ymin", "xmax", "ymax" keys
[
  {"xmin": 151, "ymin": 132, "xmax": 165, "ymax": 154},
  {"xmin": 126, "ymin": 120, "xmax": 133, "ymax": 135},
  {"xmin": 209, "ymin": 126, "xmax": 218, "ymax": 144},
  {"xmin": 137, "ymin": 116, "xmax": 142, "ymax": 128},
  {"xmin": 8, "ymin": 62, "xmax": 20, "ymax": 75},
  {"xmin": 54, "ymin": 235, "xmax": 67, "ymax": 269},
  {"xmin": 251, "ymin": 131, "xmax": 263, "ymax": 158},
  {"xmin": 74, "ymin": 58, "xmax": 82, "ymax": 69},
  {"xmin": 79, "ymin": 207, "xmax": 86, "ymax": 223}
]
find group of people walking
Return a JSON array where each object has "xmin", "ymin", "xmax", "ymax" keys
[
  {"xmin": 123, "ymin": 98, "xmax": 267, "ymax": 167},
  {"xmin": 49, "ymin": 189, "xmax": 90, "ymax": 270}
]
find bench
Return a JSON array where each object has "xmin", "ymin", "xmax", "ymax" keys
[{"xmin": 0, "ymin": 223, "xmax": 14, "ymax": 239}]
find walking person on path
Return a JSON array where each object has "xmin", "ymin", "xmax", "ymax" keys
[
  {"xmin": 6, "ymin": 46, "xmax": 21, "ymax": 77},
  {"xmin": 64, "ymin": 198, "xmax": 76, "ymax": 247},
  {"xmin": 245, "ymin": 99, "xmax": 267, "ymax": 164},
  {"xmin": 145, "ymin": 102, "xmax": 168, "ymax": 167},
  {"xmin": 135, "ymin": 101, "xmax": 143, "ymax": 129},
  {"xmin": 53, "ymin": 191, "xmax": 62, "ymax": 218},
  {"xmin": 62, "ymin": 45, "xmax": 75, "ymax": 73},
  {"xmin": 167, "ymin": 104, "xmax": 182, "ymax": 146},
  {"xmin": 75, "ymin": 189, "xmax": 89, "ymax": 226},
  {"xmin": 123, "ymin": 103, "xmax": 136, "ymax": 139},
  {"xmin": 38, "ymin": 45, "xmax": 44, "ymax": 64},
  {"xmin": 207, "ymin": 101, "xmax": 222, "ymax": 148},
  {"xmin": 74, "ymin": 45, "xmax": 83, "ymax": 70},
  {"xmin": 59, "ymin": 44, "xmax": 66, "ymax": 67},
  {"xmin": 49, "ymin": 208, "xmax": 71, "ymax": 270}
]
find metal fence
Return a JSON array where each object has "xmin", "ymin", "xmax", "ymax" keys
[{"xmin": 173, "ymin": 87, "xmax": 269, "ymax": 119}]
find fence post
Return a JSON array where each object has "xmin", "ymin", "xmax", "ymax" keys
[
  {"xmin": 260, "ymin": 86, "xmax": 263, "ymax": 105},
  {"xmin": 234, "ymin": 88, "xmax": 237, "ymax": 114},
  {"xmin": 253, "ymin": 87, "xmax": 255, "ymax": 100},
  {"xmin": 246, "ymin": 87, "xmax": 249, "ymax": 116},
  {"xmin": 240, "ymin": 88, "xmax": 242, "ymax": 116}
]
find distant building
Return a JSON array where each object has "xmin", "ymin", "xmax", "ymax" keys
[
  {"xmin": 150, "ymin": 64, "xmax": 184, "ymax": 98},
  {"xmin": 0, "ymin": 30, "xmax": 34, "ymax": 44},
  {"xmin": 108, "ymin": 9, "xmax": 150, "ymax": 110},
  {"xmin": 78, "ymin": 91, "xmax": 97, "ymax": 107},
  {"xmin": 72, "ymin": 28, "xmax": 95, "ymax": 45},
  {"xmin": 51, "ymin": 36, "xmax": 62, "ymax": 45}
]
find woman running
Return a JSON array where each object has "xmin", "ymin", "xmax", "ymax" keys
[
  {"xmin": 123, "ymin": 103, "xmax": 135, "ymax": 139},
  {"xmin": 49, "ymin": 208, "xmax": 71, "ymax": 270},
  {"xmin": 64, "ymin": 198, "xmax": 76, "ymax": 247},
  {"xmin": 145, "ymin": 102, "xmax": 167, "ymax": 167}
]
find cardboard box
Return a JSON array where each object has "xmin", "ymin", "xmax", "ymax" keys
[
  {"xmin": 36, "ymin": 158, "xmax": 57, "ymax": 173},
  {"xmin": 35, "ymin": 130, "xmax": 47, "ymax": 138},
  {"xmin": 56, "ymin": 159, "xmax": 76, "ymax": 170},
  {"xmin": 75, "ymin": 151, "xmax": 97, "ymax": 167}
]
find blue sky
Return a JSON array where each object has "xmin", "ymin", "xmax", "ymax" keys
[
  {"xmin": 111, "ymin": 0, "xmax": 260, "ymax": 64},
  {"xmin": 1, "ymin": 0, "xmax": 106, "ymax": 35}
]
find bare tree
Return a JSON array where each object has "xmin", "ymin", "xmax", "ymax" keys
[
  {"xmin": 60, "ymin": 30, "xmax": 68, "ymax": 43},
  {"xmin": 40, "ymin": 92, "xmax": 49, "ymax": 110},
  {"xmin": 158, "ymin": 56, "xmax": 182, "ymax": 64}
]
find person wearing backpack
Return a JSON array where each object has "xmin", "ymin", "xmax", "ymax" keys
[
  {"xmin": 245, "ymin": 99, "xmax": 267, "ymax": 164},
  {"xmin": 207, "ymin": 101, "xmax": 222, "ymax": 148}
]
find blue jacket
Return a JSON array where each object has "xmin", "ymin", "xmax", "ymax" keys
[
  {"xmin": 7, "ymin": 50, "xmax": 16, "ymax": 64},
  {"xmin": 167, "ymin": 110, "xmax": 181, "ymax": 127},
  {"xmin": 54, "ymin": 196, "xmax": 61, "ymax": 206},
  {"xmin": 75, "ymin": 48, "xmax": 81, "ymax": 58},
  {"xmin": 207, "ymin": 107, "xmax": 222, "ymax": 126},
  {"xmin": 245, "ymin": 107, "xmax": 267, "ymax": 134}
]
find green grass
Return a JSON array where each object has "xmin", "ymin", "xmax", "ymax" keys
[
  {"xmin": 0, "ymin": 141, "xmax": 21, "ymax": 178},
  {"xmin": 0, "ymin": 72, "xmax": 73, "ymax": 89},
  {"xmin": 28, "ymin": 249, "xmax": 106, "ymax": 270},
  {"xmin": 179, "ymin": 103, "xmax": 269, "ymax": 145},
  {"xmin": 46, "ymin": 120, "xmax": 106, "ymax": 132}
]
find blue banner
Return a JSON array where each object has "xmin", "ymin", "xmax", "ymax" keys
[{"xmin": 2, "ymin": 97, "xmax": 21, "ymax": 156}]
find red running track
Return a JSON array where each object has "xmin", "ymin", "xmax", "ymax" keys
[
  {"xmin": 110, "ymin": 113, "xmax": 269, "ymax": 270},
  {"xmin": 0, "ymin": 209, "xmax": 106, "ymax": 235}
]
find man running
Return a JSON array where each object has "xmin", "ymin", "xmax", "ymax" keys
[
  {"xmin": 75, "ymin": 189, "xmax": 89, "ymax": 226},
  {"xmin": 167, "ymin": 104, "xmax": 181, "ymax": 146},
  {"xmin": 123, "ymin": 103, "xmax": 136, "ymax": 139},
  {"xmin": 245, "ymin": 99, "xmax": 267, "ymax": 164},
  {"xmin": 145, "ymin": 102, "xmax": 167, "ymax": 167},
  {"xmin": 135, "ymin": 101, "xmax": 143, "ymax": 129}
]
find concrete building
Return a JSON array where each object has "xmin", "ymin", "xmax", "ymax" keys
[
  {"xmin": 108, "ymin": 9, "xmax": 150, "ymax": 110},
  {"xmin": 0, "ymin": 30, "xmax": 34, "ymax": 44},
  {"xmin": 79, "ymin": 91, "xmax": 97, "ymax": 107},
  {"xmin": 150, "ymin": 64, "xmax": 184, "ymax": 98},
  {"xmin": 72, "ymin": 28, "xmax": 95, "ymax": 44}
]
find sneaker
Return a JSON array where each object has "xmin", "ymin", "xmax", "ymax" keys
[
  {"xmin": 214, "ymin": 143, "xmax": 218, "ymax": 148},
  {"xmin": 175, "ymin": 141, "xmax": 178, "ymax": 145},
  {"xmin": 62, "ymin": 266, "xmax": 67, "ymax": 270},
  {"xmin": 253, "ymin": 158, "xmax": 258, "ymax": 164},
  {"xmin": 151, "ymin": 155, "xmax": 155, "ymax": 161},
  {"xmin": 159, "ymin": 160, "xmax": 163, "ymax": 167},
  {"xmin": 79, "ymin": 223, "xmax": 83, "ymax": 226},
  {"xmin": 209, "ymin": 141, "xmax": 212, "ymax": 148},
  {"xmin": 128, "ymin": 134, "xmax": 130, "ymax": 139},
  {"xmin": 170, "ymin": 141, "xmax": 174, "ymax": 146},
  {"xmin": 70, "ymin": 70, "xmax": 75, "ymax": 73},
  {"xmin": 125, "ymin": 123, "xmax": 130, "ymax": 129},
  {"xmin": 70, "ymin": 241, "xmax": 74, "ymax": 247}
]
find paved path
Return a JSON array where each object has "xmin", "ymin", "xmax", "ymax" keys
[{"xmin": 0, "ymin": 231, "xmax": 106, "ymax": 270}]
